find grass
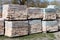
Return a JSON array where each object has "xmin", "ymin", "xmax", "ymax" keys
[{"xmin": 0, "ymin": 33, "xmax": 56, "ymax": 40}]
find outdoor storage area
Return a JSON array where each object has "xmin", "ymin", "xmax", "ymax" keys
[{"xmin": 0, "ymin": 4, "xmax": 59, "ymax": 37}]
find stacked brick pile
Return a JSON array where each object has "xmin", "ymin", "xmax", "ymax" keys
[
  {"xmin": 42, "ymin": 21, "xmax": 58, "ymax": 33},
  {"xmin": 0, "ymin": 18, "xmax": 4, "ymax": 35},
  {"xmin": 1, "ymin": 4, "xmax": 60, "ymax": 37},
  {"xmin": 2, "ymin": 4, "xmax": 27, "ymax": 20},
  {"xmin": 42, "ymin": 8, "xmax": 58, "ymax": 33},
  {"xmin": 5, "ymin": 21, "xmax": 29, "ymax": 37},
  {"xmin": 43, "ymin": 8, "xmax": 56, "ymax": 20},
  {"xmin": 57, "ymin": 8, "xmax": 60, "ymax": 30},
  {"xmin": 2, "ymin": 4, "xmax": 29, "ymax": 37},
  {"xmin": 27, "ymin": 8, "xmax": 43, "ymax": 19},
  {"xmin": 29, "ymin": 20, "xmax": 42, "ymax": 34},
  {"xmin": 27, "ymin": 8, "xmax": 43, "ymax": 34}
]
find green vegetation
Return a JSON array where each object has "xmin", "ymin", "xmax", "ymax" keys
[
  {"xmin": 0, "ymin": 33, "xmax": 56, "ymax": 40},
  {"xmin": 11, "ymin": 0, "xmax": 19, "ymax": 4}
]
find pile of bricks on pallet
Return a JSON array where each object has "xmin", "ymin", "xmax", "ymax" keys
[
  {"xmin": 27, "ymin": 8, "xmax": 43, "ymax": 19},
  {"xmin": 5, "ymin": 21, "xmax": 29, "ymax": 37},
  {"xmin": 42, "ymin": 8, "xmax": 58, "ymax": 33},
  {"xmin": 2, "ymin": 4, "xmax": 27, "ymax": 20},
  {"xmin": 0, "ymin": 4, "xmax": 60, "ymax": 37},
  {"xmin": 0, "ymin": 18, "xmax": 4, "ymax": 35}
]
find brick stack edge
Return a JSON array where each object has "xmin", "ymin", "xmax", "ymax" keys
[
  {"xmin": 0, "ymin": 4, "xmax": 59, "ymax": 37},
  {"xmin": 0, "ymin": 18, "xmax": 4, "ymax": 35}
]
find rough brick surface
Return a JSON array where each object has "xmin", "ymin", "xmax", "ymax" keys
[
  {"xmin": 5, "ymin": 21, "xmax": 29, "ymax": 37},
  {"xmin": 29, "ymin": 20, "xmax": 42, "ymax": 34},
  {"xmin": 42, "ymin": 21, "xmax": 58, "ymax": 32},
  {"xmin": 2, "ymin": 4, "xmax": 27, "ymax": 20},
  {"xmin": 43, "ymin": 8, "xmax": 56, "ymax": 20},
  {"xmin": 28, "ymin": 8, "xmax": 43, "ymax": 19},
  {"xmin": 0, "ymin": 18, "xmax": 4, "ymax": 35}
]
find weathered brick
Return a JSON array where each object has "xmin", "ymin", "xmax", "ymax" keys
[
  {"xmin": 2, "ymin": 4, "xmax": 27, "ymax": 20},
  {"xmin": 0, "ymin": 18, "xmax": 4, "ymax": 35},
  {"xmin": 27, "ymin": 8, "xmax": 43, "ymax": 19},
  {"xmin": 29, "ymin": 20, "xmax": 42, "ymax": 34},
  {"xmin": 43, "ymin": 8, "xmax": 56, "ymax": 20},
  {"xmin": 42, "ymin": 21, "xmax": 58, "ymax": 32},
  {"xmin": 5, "ymin": 21, "xmax": 29, "ymax": 37}
]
